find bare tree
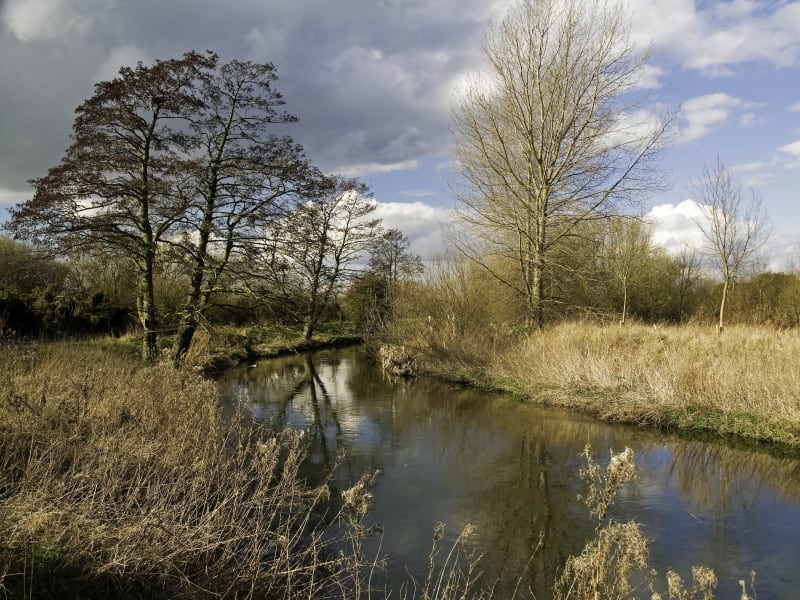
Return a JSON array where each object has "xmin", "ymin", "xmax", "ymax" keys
[
  {"xmin": 603, "ymin": 217, "xmax": 654, "ymax": 325},
  {"xmin": 692, "ymin": 157, "xmax": 770, "ymax": 332},
  {"xmin": 673, "ymin": 245, "xmax": 702, "ymax": 323},
  {"xmin": 170, "ymin": 59, "xmax": 314, "ymax": 366},
  {"xmin": 265, "ymin": 177, "xmax": 382, "ymax": 340},
  {"xmin": 451, "ymin": 0, "xmax": 672, "ymax": 328},
  {"xmin": 6, "ymin": 51, "xmax": 319, "ymax": 364},
  {"xmin": 368, "ymin": 229, "xmax": 422, "ymax": 290}
]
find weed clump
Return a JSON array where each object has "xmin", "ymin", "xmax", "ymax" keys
[
  {"xmin": 554, "ymin": 446, "xmax": 649, "ymax": 600},
  {"xmin": 554, "ymin": 445, "xmax": 722, "ymax": 600}
]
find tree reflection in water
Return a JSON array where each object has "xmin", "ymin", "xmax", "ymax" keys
[{"xmin": 220, "ymin": 347, "xmax": 800, "ymax": 599}]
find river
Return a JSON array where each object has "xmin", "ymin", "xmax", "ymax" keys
[{"xmin": 217, "ymin": 346, "xmax": 800, "ymax": 599}]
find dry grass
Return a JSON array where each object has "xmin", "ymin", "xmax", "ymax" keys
[
  {"xmin": 0, "ymin": 341, "xmax": 381, "ymax": 599},
  {"xmin": 497, "ymin": 323, "xmax": 800, "ymax": 446},
  {"xmin": 392, "ymin": 320, "xmax": 800, "ymax": 449},
  {"xmin": 554, "ymin": 446, "xmax": 721, "ymax": 600},
  {"xmin": 0, "ymin": 338, "xmax": 766, "ymax": 599}
]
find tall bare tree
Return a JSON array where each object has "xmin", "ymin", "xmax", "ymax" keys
[
  {"xmin": 692, "ymin": 157, "xmax": 770, "ymax": 332},
  {"xmin": 170, "ymin": 59, "xmax": 314, "ymax": 366},
  {"xmin": 451, "ymin": 0, "xmax": 672, "ymax": 328}
]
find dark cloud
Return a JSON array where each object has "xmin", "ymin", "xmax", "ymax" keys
[{"xmin": 0, "ymin": 0, "xmax": 498, "ymax": 200}]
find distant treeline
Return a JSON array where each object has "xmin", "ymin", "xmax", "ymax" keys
[{"xmin": 0, "ymin": 233, "xmax": 411, "ymax": 341}]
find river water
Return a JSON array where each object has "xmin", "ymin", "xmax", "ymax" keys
[{"xmin": 217, "ymin": 346, "xmax": 800, "ymax": 599}]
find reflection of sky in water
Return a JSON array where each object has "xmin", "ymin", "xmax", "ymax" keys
[{"xmin": 218, "ymin": 348, "xmax": 800, "ymax": 599}]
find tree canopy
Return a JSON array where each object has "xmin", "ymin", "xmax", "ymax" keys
[
  {"xmin": 451, "ymin": 0, "xmax": 673, "ymax": 328},
  {"xmin": 5, "ymin": 51, "xmax": 348, "ymax": 362}
]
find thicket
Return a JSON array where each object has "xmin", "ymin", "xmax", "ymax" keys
[{"xmin": 0, "ymin": 235, "xmax": 387, "ymax": 344}]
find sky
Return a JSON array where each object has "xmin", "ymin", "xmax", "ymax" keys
[{"xmin": 1, "ymin": 0, "xmax": 799, "ymax": 269}]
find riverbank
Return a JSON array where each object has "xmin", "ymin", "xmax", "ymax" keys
[
  {"xmin": 88, "ymin": 322, "xmax": 364, "ymax": 372},
  {"xmin": 0, "ymin": 341, "xmax": 374, "ymax": 598},
  {"xmin": 190, "ymin": 323, "xmax": 364, "ymax": 372},
  {"xmin": 387, "ymin": 322, "xmax": 800, "ymax": 454},
  {"xmin": 1, "ymin": 336, "xmax": 784, "ymax": 598}
]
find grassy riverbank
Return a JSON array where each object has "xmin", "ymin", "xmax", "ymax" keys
[
  {"xmin": 86, "ymin": 322, "xmax": 364, "ymax": 371},
  {"xmin": 387, "ymin": 321, "xmax": 800, "ymax": 452},
  {"xmin": 0, "ymin": 337, "xmax": 769, "ymax": 598},
  {"xmin": 0, "ymin": 341, "xmax": 375, "ymax": 598}
]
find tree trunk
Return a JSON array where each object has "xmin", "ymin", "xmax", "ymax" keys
[
  {"xmin": 621, "ymin": 276, "xmax": 628, "ymax": 325},
  {"xmin": 531, "ymin": 259, "xmax": 544, "ymax": 330},
  {"xmin": 173, "ymin": 316, "xmax": 198, "ymax": 367},
  {"xmin": 718, "ymin": 277, "xmax": 729, "ymax": 333},
  {"xmin": 530, "ymin": 216, "xmax": 546, "ymax": 330},
  {"xmin": 172, "ymin": 223, "xmax": 211, "ymax": 367},
  {"xmin": 139, "ymin": 268, "xmax": 158, "ymax": 363}
]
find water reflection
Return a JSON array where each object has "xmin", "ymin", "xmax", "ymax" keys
[{"xmin": 219, "ymin": 347, "xmax": 800, "ymax": 599}]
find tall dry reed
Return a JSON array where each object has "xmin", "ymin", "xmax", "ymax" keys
[
  {"xmin": 0, "ymin": 341, "xmax": 380, "ymax": 599},
  {"xmin": 489, "ymin": 323, "xmax": 800, "ymax": 446}
]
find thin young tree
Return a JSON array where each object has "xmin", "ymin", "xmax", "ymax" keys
[
  {"xmin": 692, "ymin": 157, "xmax": 770, "ymax": 332},
  {"xmin": 603, "ymin": 217, "xmax": 654, "ymax": 325},
  {"xmin": 451, "ymin": 0, "xmax": 672, "ymax": 328},
  {"xmin": 673, "ymin": 245, "xmax": 702, "ymax": 323},
  {"xmin": 6, "ymin": 51, "xmax": 216, "ymax": 362}
]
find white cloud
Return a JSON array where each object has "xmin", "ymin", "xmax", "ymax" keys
[
  {"xmin": 369, "ymin": 197, "xmax": 798, "ymax": 274},
  {"xmin": 731, "ymin": 161, "xmax": 772, "ymax": 187},
  {"xmin": 94, "ymin": 45, "xmax": 150, "ymax": 82},
  {"xmin": 624, "ymin": 0, "xmax": 800, "ymax": 73},
  {"xmin": 739, "ymin": 112, "xmax": 757, "ymax": 127},
  {"xmin": 731, "ymin": 161, "xmax": 766, "ymax": 173},
  {"xmin": 634, "ymin": 64, "xmax": 666, "ymax": 90},
  {"xmin": 336, "ymin": 160, "xmax": 419, "ymax": 178},
  {"xmin": 678, "ymin": 93, "xmax": 745, "ymax": 142},
  {"xmin": 2, "ymin": 0, "xmax": 101, "ymax": 41},
  {"xmin": 646, "ymin": 198, "xmax": 796, "ymax": 271},
  {"xmin": 646, "ymin": 199, "xmax": 706, "ymax": 254},
  {"xmin": 399, "ymin": 190, "xmax": 437, "ymax": 199},
  {"xmin": 373, "ymin": 201, "xmax": 451, "ymax": 259},
  {"xmin": 0, "ymin": 188, "xmax": 28, "ymax": 223},
  {"xmin": 763, "ymin": 231, "xmax": 800, "ymax": 272},
  {"xmin": 790, "ymin": 101, "xmax": 800, "ymax": 112},
  {"xmin": 779, "ymin": 139, "xmax": 800, "ymax": 159},
  {"xmin": 777, "ymin": 139, "xmax": 800, "ymax": 169}
]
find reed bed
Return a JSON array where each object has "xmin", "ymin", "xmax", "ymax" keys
[
  {"xmin": 0, "ymin": 342, "xmax": 380, "ymax": 599},
  {"xmin": 389, "ymin": 317, "xmax": 800, "ymax": 449},
  {"xmin": 0, "ymin": 337, "xmax": 767, "ymax": 599},
  {"xmin": 492, "ymin": 323, "xmax": 800, "ymax": 448}
]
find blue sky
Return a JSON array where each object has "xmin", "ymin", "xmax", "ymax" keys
[{"xmin": 1, "ymin": 0, "xmax": 799, "ymax": 267}]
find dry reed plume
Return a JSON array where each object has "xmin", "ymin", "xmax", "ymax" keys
[
  {"xmin": 555, "ymin": 446, "xmax": 721, "ymax": 600},
  {"xmin": 0, "ymin": 341, "xmax": 381, "ymax": 598}
]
